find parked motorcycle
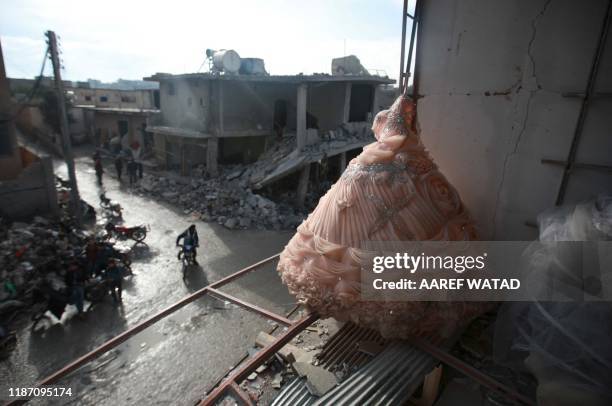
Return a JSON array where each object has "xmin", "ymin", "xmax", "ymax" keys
[{"xmin": 104, "ymin": 222, "xmax": 148, "ymax": 243}]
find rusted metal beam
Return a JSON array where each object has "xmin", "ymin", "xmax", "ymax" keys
[
  {"xmin": 229, "ymin": 382, "xmax": 254, "ymax": 406},
  {"xmin": 408, "ymin": 337, "xmax": 536, "ymax": 406},
  {"xmin": 199, "ymin": 312, "xmax": 319, "ymax": 406},
  {"xmin": 210, "ymin": 253, "xmax": 280, "ymax": 289},
  {"xmin": 4, "ymin": 253, "xmax": 282, "ymax": 406},
  {"xmin": 207, "ymin": 287, "xmax": 293, "ymax": 326}
]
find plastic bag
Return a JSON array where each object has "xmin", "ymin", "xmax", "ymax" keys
[{"xmin": 494, "ymin": 196, "xmax": 612, "ymax": 402}]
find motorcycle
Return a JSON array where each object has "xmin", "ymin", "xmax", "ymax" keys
[
  {"xmin": 104, "ymin": 222, "xmax": 148, "ymax": 243},
  {"xmin": 95, "ymin": 241, "xmax": 133, "ymax": 276},
  {"xmin": 99, "ymin": 193, "xmax": 123, "ymax": 219},
  {"xmin": 177, "ymin": 243, "xmax": 197, "ymax": 277}
]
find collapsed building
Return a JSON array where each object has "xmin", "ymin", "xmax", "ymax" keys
[{"xmin": 144, "ymin": 57, "xmax": 394, "ymax": 206}]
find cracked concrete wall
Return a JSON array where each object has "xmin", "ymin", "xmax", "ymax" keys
[{"xmin": 416, "ymin": 0, "xmax": 612, "ymax": 240}]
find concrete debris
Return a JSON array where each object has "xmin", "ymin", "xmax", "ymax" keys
[
  {"xmin": 241, "ymin": 123, "xmax": 372, "ymax": 189},
  {"xmin": 132, "ymin": 123, "xmax": 372, "ymax": 230},
  {"xmin": 247, "ymin": 372, "xmax": 258, "ymax": 381},
  {"xmin": 271, "ymin": 373, "xmax": 283, "ymax": 389},
  {"xmin": 133, "ymin": 165, "xmax": 309, "ymax": 231},
  {"xmin": 292, "ymin": 361, "xmax": 337, "ymax": 396},
  {"xmin": 256, "ymin": 331, "xmax": 312, "ymax": 364},
  {"xmin": 0, "ymin": 215, "xmax": 91, "ymax": 309}
]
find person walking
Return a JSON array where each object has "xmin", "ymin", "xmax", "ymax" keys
[
  {"xmin": 94, "ymin": 156, "xmax": 104, "ymax": 185},
  {"xmin": 127, "ymin": 159, "xmax": 137, "ymax": 186},
  {"xmin": 66, "ymin": 262, "xmax": 87, "ymax": 317},
  {"xmin": 114, "ymin": 154, "xmax": 124, "ymax": 181}
]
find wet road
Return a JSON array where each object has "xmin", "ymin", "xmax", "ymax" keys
[{"xmin": 1, "ymin": 153, "xmax": 296, "ymax": 405}]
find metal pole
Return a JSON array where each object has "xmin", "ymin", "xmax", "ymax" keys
[
  {"xmin": 46, "ymin": 30, "xmax": 82, "ymax": 224},
  {"xmin": 555, "ymin": 0, "xmax": 612, "ymax": 205},
  {"xmin": 399, "ymin": 0, "xmax": 408, "ymax": 91},
  {"xmin": 404, "ymin": 0, "xmax": 421, "ymax": 96}
]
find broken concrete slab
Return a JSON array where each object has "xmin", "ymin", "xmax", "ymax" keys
[{"xmin": 292, "ymin": 361, "xmax": 338, "ymax": 397}]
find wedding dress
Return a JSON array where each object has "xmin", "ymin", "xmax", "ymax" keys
[{"xmin": 278, "ymin": 95, "xmax": 489, "ymax": 339}]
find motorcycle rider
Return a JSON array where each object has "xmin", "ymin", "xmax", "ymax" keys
[
  {"xmin": 176, "ymin": 224, "xmax": 199, "ymax": 265},
  {"xmin": 105, "ymin": 259, "xmax": 124, "ymax": 303}
]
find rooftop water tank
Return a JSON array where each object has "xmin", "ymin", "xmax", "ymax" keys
[
  {"xmin": 212, "ymin": 50, "xmax": 241, "ymax": 74},
  {"xmin": 240, "ymin": 58, "xmax": 267, "ymax": 75}
]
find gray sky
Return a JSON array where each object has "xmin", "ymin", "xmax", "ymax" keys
[{"xmin": 1, "ymin": 0, "xmax": 414, "ymax": 84}]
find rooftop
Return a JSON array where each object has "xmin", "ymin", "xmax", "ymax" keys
[{"xmin": 144, "ymin": 72, "xmax": 395, "ymax": 85}]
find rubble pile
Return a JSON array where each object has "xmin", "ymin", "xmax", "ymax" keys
[
  {"xmin": 242, "ymin": 123, "xmax": 373, "ymax": 187},
  {"xmin": 135, "ymin": 123, "xmax": 373, "ymax": 231},
  {"xmin": 0, "ymin": 216, "xmax": 89, "ymax": 311},
  {"xmin": 136, "ymin": 166, "xmax": 309, "ymax": 230}
]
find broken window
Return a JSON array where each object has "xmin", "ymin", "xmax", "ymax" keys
[
  {"xmin": 100, "ymin": 96, "xmax": 108, "ymax": 102},
  {"xmin": 348, "ymin": 84, "xmax": 374, "ymax": 122},
  {"xmin": 121, "ymin": 95, "xmax": 136, "ymax": 103},
  {"xmin": 85, "ymin": 95, "xmax": 92, "ymax": 101}
]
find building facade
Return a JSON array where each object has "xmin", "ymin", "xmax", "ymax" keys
[{"xmin": 145, "ymin": 73, "xmax": 394, "ymax": 178}]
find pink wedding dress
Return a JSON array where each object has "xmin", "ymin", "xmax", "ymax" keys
[{"xmin": 277, "ymin": 95, "xmax": 490, "ymax": 339}]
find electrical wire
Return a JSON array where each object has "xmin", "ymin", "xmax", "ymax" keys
[{"xmin": 1, "ymin": 46, "xmax": 51, "ymax": 123}]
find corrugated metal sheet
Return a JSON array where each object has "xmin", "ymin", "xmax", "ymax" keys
[
  {"xmin": 270, "ymin": 377, "xmax": 317, "ymax": 406},
  {"xmin": 313, "ymin": 341, "xmax": 436, "ymax": 406},
  {"xmin": 316, "ymin": 322, "xmax": 388, "ymax": 372}
]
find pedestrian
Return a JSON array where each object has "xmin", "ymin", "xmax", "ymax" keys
[
  {"xmin": 127, "ymin": 159, "xmax": 137, "ymax": 186},
  {"xmin": 105, "ymin": 259, "xmax": 124, "ymax": 303},
  {"xmin": 85, "ymin": 239, "xmax": 99, "ymax": 278},
  {"xmin": 94, "ymin": 156, "xmax": 104, "ymax": 185},
  {"xmin": 137, "ymin": 161, "xmax": 143, "ymax": 179},
  {"xmin": 114, "ymin": 154, "xmax": 123, "ymax": 181},
  {"xmin": 66, "ymin": 262, "xmax": 87, "ymax": 317}
]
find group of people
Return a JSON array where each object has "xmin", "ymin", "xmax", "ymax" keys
[
  {"xmin": 114, "ymin": 154, "xmax": 143, "ymax": 186},
  {"xmin": 93, "ymin": 150, "xmax": 144, "ymax": 186},
  {"xmin": 66, "ymin": 239, "xmax": 128, "ymax": 317}
]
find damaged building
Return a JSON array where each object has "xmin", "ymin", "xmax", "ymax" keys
[
  {"xmin": 144, "ymin": 64, "xmax": 394, "ymax": 205},
  {"xmin": 9, "ymin": 77, "xmax": 159, "ymax": 152}
]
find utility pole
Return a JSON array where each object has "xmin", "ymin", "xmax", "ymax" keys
[{"xmin": 46, "ymin": 30, "xmax": 82, "ymax": 224}]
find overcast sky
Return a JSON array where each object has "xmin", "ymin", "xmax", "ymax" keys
[{"xmin": 0, "ymin": 0, "xmax": 414, "ymax": 84}]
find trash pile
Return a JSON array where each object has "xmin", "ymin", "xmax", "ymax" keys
[
  {"xmin": 0, "ymin": 216, "xmax": 90, "ymax": 313},
  {"xmin": 136, "ymin": 166, "xmax": 311, "ymax": 231}
]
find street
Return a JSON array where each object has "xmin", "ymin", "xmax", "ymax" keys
[{"xmin": 1, "ymin": 152, "xmax": 295, "ymax": 405}]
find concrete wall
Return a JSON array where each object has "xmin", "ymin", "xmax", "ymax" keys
[
  {"xmin": 416, "ymin": 0, "xmax": 612, "ymax": 240},
  {"xmin": 0, "ymin": 153, "xmax": 58, "ymax": 219},
  {"xmin": 72, "ymin": 88, "xmax": 156, "ymax": 110},
  {"xmin": 159, "ymin": 79, "xmax": 210, "ymax": 131},
  {"xmin": 94, "ymin": 112, "xmax": 146, "ymax": 147},
  {"xmin": 222, "ymin": 81, "xmax": 297, "ymax": 132}
]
